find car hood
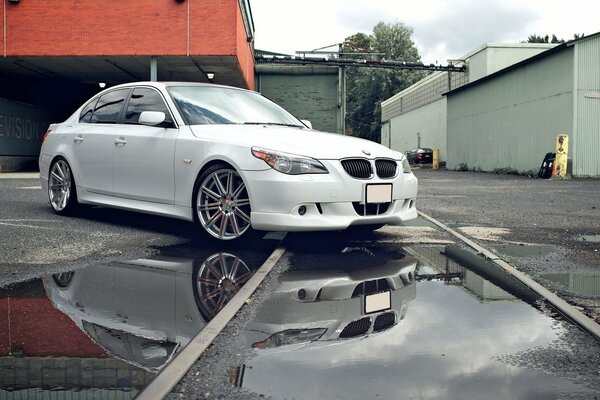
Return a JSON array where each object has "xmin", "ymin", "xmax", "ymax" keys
[{"xmin": 189, "ymin": 125, "xmax": 402, "ymax": 160}]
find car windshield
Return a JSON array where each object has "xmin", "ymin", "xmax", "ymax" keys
[{"xmin": 167, "ymin": 86, "xmax": 304, "ymax": 127}]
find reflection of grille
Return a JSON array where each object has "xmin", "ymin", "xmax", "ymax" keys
[
  {"xmin": 373, "ymin": 312, "xmax": 396, "ymax": 332},
  {"xmin": 351, "ymin": 279, "xmax": 391, "ymax": 298},
  {"xmin": 340, "ymin": 317, "xmax": 371, "ymax": 338},
  {"xmin": 375, "ymin": 159, "xmax": 397, "ymax": 178},
  {"xmin": 352, "ymin": 202, "xmax": 390, "ymax": 216},
  {"xmin": 341, "ymin": 159, "xmax": 372, "ymax": 179}
]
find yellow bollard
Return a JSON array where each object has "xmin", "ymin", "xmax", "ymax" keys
[
  {"xmin": 432, "ymin": 149, "xmax": 440, "ymax": 170},
  {"xmin": 553, "ymin": 134, "xmax": 568, "ymax": 178}
]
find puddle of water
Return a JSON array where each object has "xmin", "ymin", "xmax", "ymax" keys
[
  {"xmin": 0, "ymin": 242, "xmax": 274, "ymax": 398},
  {"xmin": 576, "ymin": 234, "xmax": 600, "ymax": 243},
  {"xmin": 237, "ymin": 243, "xmax": 600, "ymax": 400},
  {"xmin": 543, "ymin": 272, "xmax": 600, "ymax": 297},
  {"xmin": 491, "ymin": 244, "xmax": 556, "ymax": 258}
]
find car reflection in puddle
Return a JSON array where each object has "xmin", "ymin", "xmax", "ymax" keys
[
  {"xmin": 1, "ymin": 244, "xmax": 270, "ymax": 398},
  {"xmin": 233, "ymin": 243, "xmax": 600, "ymax": 400},
  {"xmin": 45, "ymin": 253, "xmax": 256, "ymax": 372},
  {"xmin": 243, "ymin": 246, "xmax": 416, "ymax": 350}
]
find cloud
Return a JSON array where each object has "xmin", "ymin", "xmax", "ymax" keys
[{"xmin": 251, "ymin": 0, "xmax": 599, "ymax": 64}]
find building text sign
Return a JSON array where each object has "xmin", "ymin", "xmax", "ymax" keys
[{"xmin": 0, "ymin": 99, "xmax": 50, "ymax": 157}]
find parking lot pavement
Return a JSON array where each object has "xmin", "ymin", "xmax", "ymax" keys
[
  {"xmin": 0, "ymin": 174, "xmax": 234, "ymax": 285},
  {"xmin": 413, "ymin": 167, "xmax": 600, "ymax": 321}
]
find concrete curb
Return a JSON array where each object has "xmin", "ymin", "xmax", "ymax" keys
[
  {"xmin": 418, "ymin": 210, "xmax": 600, "ymax": 341},
  {"xmin": 136, "ymin": 242, "xmax": 287, "ymax": 400},
  {"xmin": 0, "ymin": 173, "xmax": 39, "ymax": 179}
]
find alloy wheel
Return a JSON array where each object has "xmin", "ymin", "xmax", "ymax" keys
[
  {"xmin": 48, "ymin": 159, "xmax": 73, "ymax": 212},
  {"xmin": 197, "ymin": 168, "xmax": 251, "ymax": 240},
  {"xmin": 194, "ymin": 253, "xmax": 254, "ymax": 319}
]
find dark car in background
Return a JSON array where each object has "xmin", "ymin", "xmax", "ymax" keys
[{"xmin": 406, "ymin": 148, "xmax": 433, "ymax": 164}]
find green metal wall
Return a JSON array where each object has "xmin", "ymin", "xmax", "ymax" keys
[
  {"xmin": 574, "ymin": 35, "xmax": 600, "ymax": 177},
  {"xmin": 255, "ymin": 66, "xmax": 339, "ymax": 134},
  {"xmin": 447, "ymin": 48, "xmax": 574, "ymax": 173}
]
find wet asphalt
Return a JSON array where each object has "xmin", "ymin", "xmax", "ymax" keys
[
  {"xmin": 2, "ymin": 170, "xmax": 600, "ymax": 399},
  {"xmin": 413, "ymin": 167, "xmax": 600, "ymax": 322}
]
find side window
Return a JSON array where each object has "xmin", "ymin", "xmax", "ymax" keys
[
  {"xmin": 90, "ymin": 89, "xmax": 130, "ymax": 124},
  {"xmin": 125, "ymin": 88, "xmax": 172, "ymax": 124},
  {"xmin": 79, "ymin": 98, "xmax": 97, "ymax": 123}
]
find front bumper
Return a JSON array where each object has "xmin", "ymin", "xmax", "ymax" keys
[{"xmin": 244, "ymin": 159, "xmax": 418, "ymax": 232}]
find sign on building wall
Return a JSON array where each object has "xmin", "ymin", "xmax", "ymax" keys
[{"xmin": 0, "ymin": 99, "xmax": 50, "ymax": 157}]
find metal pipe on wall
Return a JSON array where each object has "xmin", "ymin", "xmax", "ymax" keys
[{"xmin": 3, "ymin": 0, "xmax": 7, "ymax": 57}]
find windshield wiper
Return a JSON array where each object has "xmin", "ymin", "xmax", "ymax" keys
[{"xmin": 244, "ymin": 122, "xmax": 304, "ymax": 128}]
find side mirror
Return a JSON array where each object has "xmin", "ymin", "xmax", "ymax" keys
[
  {"xmin": 139, "ymin": 111, "xmax": 166, "ymax": 126},
  {"xmin": 300, "ymin": 119, "xmax": 312, "ymax": 129}
]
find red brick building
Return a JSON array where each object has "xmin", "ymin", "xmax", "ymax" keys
[
  {"xmin": 0, "ymin": 0, "xmax": 255, "ymax": 170},
  {"xmin": 1, "ymin": 0, "xmax": 254, "ymax": 88}
]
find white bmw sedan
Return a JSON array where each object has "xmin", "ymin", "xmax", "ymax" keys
[{"xmin": 39, "ymin": 82, "xmax": 417, "ymax": 240}]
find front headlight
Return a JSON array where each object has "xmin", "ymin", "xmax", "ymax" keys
[
  {"xmin": 402, "ymin": 158, "xmax": 412, "ymax": 173},
  {"xmin": 252, "ymin": 147, "xmax": 328, "ymax": 175},
  {"xmin": 251, "ymin": 328, "xmax": 327, "ymax": 349}
]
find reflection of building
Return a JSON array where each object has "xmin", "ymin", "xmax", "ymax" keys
[
  {"xmin": 0, "ymin": 281, "xmax": 153, "ymax": 393},
  {"xmin": 2, "ymin": 250, "xmax": 259, "ymax": 395},
  {"xmin": 43, "ymin": 252, "xmax": 257, "ymax": 370},
  {"xmin": 409, "ymin": 246, "xmax": 515, "ymax": 302},
  {"xmin": 544, "ymin": 273, "xmax": 600, "ymax": 297}
]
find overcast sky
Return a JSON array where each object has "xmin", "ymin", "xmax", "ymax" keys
[{"xmin": 250, "ymin": 0, "xmax": 599, "ymax": 64}]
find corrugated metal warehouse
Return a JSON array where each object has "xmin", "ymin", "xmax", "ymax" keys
[
  {"xmin": 381, "ymin": 36, "xmax": 600, "ymax": 178},
  {"xmin": 446, "ymin": 33, "xmax": 600, "ymax": 177}
]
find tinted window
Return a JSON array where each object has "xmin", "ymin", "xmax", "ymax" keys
[
  {"xmin": 167, "ymin": 86, "xmax": 303, "ymax": 127},
  {"xmin": 125, "ymin": 88, "xmax": 172, "ymax": 124},
  {"xmin": 90, "ymin": 89, "xmax": 129, "ymax": 124},
  {"xmin": 79, "ymin": 98, "xmax": 97, "ymax": 123}
]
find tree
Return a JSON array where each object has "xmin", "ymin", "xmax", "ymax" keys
[
  {"xmin": 343, "ymin": 22, "xmax": 424, "ymax": 142},
  {"xmin": 525, "ymin": 34, "xmax": 565, "ymax": 44}
]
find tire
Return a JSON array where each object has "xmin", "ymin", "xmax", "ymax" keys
[
  {"xmin": 193, "ymin": 164, "xmax": 252, "ymax": 240},
  {"xmin": 48, "ymin": 158, "xmax": 78, "ymax": 215},
  {"xmin": 348, "ymin": 224, "xmax": 386, "ymax": 234}
]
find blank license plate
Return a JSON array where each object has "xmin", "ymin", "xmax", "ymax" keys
[
  {"xmin": 364, "ymin": 291, "xmax": 391, "ymax": 314},
  {"xmin": 366, "ymin": 184, "xmax": 392, "ymax": 204}
]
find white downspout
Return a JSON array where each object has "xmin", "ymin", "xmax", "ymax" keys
[
  {"xmin": 186, "ymin": 0, "xmax": 190, "ymax": 57},
  {"xmin": 3, "ymin": 0, "xmax": 7, "ymax": 57}
]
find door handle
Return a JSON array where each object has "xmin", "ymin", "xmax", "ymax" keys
[
  {"xmin": 73, "ymin": 135, "xmax": 83, "ymax": 143},
  {"xmin": 114, "ymin": 137, "xmax": 127, "ymax": 146}
]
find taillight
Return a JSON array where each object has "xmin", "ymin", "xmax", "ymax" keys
[{"xmin": 41, "ymin": 128, "xmax": 52, "ymax": 144}]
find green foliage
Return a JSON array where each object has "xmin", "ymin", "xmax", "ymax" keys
[
  {"xmin": 525, "ymin": 34, "xmax": 565, "ymax": 44},
  {"xmin": 343, "ymin": 22, "xmax": 424, "ymax": 142},
  {"xmin": 524, "ymin": 33, "xmax": 585, "ymax": 44},
  {"xmin": 456, "ymin": 163, "xmax": 469, "ymax": 171}
]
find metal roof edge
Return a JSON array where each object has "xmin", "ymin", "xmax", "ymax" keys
[
  {"xmin": 382, "ymin": 71, "xmax": 447, "ymax": 107},
  {"xmin": 444, "ymin": 31, "xmax": 600, "ymax": 96}
]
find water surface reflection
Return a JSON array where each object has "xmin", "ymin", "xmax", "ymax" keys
[
  {"xmin": 1, "ymin": 242, "xmax": 273, "ymax": 398},
  {"xmin": 238, "ymin": 243, "xmax": 600, "ymax": 400}
]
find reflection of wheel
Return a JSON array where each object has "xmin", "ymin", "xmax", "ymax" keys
[
  {"xmin": 48, "ymin": 158, "xmax": 78, "ymax": 214},
  {"xmin": 193, "ymin": 164, "xmax": 252, "ymax": 240},
  {"xmin": 192, "ymin": 253, "xmax": 254, "ymax": 320},
  {"xmin": 52, "ymin": 271, "xmax": 75, "ymax": 288}
]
